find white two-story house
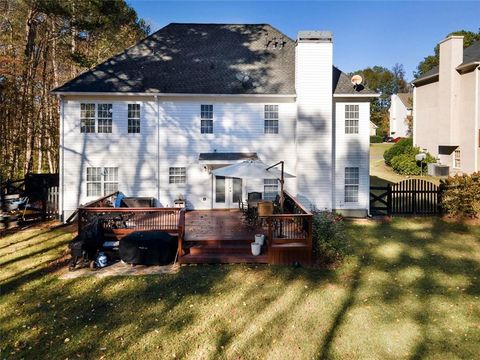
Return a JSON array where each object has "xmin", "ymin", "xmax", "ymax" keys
[
  {"xmin": 53, "ymin": 23, "xmax": 377, "ymax": 220},
  {"xmin": 389, "ymin": 93, "xmax": 412, "ymax": 138}
]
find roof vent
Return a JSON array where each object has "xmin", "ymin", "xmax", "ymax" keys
[{"xmin": 297, "ymin": 31, "xmax": 332, "ymax": 43}]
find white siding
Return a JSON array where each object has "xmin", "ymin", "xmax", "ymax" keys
[
  {"xmin": 60, "ymin": 96, "xmax": 158, "ymax": 217},
  {"xmin": 333, "ymin": 100, "xmax": 370, "ymax": 212},
  {"xmin": 389, "ymin": 95, "xmax": 411, "ymax": 137},
  {"xmin": 295, "ymin": 40, "xmax": 333, "ymax": 210},
  {"xmin": 158, "ymin": 97, "xmax": 297, "ymax": 209}
]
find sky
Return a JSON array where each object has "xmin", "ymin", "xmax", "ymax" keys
[{"xmin": 127, "ymin": 0, "xmax": 480, "ymax": 81}]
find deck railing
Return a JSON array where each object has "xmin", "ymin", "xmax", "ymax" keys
[
  {"xmin": 264, "ymin": 190, "xmax": 313, "ymax": 265},
  {"xmin": 77, "ymin": 204, "xmax": 186, "ymax": 259}
]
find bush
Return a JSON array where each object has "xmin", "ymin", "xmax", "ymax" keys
[
  {"xmin": 390, "ymin": 147, "xmax": 436, "ymax": 175},
  {"xmin": 441, "ymin": 173, "xmax": 480, "ymax": 218},
  {"xmin": 370, "ymin": 135, "xmax": 382, "ymax": 143},
  {"xmin": 311, "ymin": 211, "xmax": 348, "ymax": 264},
  {"xmin": 383, "ymin": 138, "xmax": 413, "ymax": 166}
]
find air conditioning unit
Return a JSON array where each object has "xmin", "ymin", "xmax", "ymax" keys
[{"xmin": 428, "ymin": 163, "xmax": 449, "ymax": 177}]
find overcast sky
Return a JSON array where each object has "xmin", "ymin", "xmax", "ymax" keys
[{"xmin": 128, "ymin": 0, "xmax": 480, "ymax": 81}]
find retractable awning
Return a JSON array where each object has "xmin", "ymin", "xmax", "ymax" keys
[{"xmin": 198, "ymin": 152, "xmax": 259, "ymax": 164}]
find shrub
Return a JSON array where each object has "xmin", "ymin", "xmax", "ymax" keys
[
  {"xmin": 441, "ymin": 173, "xmax": 480, "ymax": 218},
  {"xmin": 311, "ymin": 211, "xmax": 348, "ymax": 264},
  {"xmin": 383, "ymin": 138, "xmax": 413, "ymax": 166},
  {"xmin": 390, "ymin": 147, "xmax": 436, "ymax": 175},
  {"xmin": 370, "ymin": 135, "xmax": 382, "ymax": 143}
]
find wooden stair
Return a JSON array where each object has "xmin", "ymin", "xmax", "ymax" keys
[{"xmin": 180, "ymin": 237, "xmax": 268, "ymax": 264}]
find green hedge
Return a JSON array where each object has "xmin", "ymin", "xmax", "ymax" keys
[
  {"xmin": 383, "ymin": 138, "xmax": 435, "ymax": 175},
  {"xmin": 370, "ymin": 135, "xmax": 382, "ymax": 143},
  {"xmin": 441, "ymin": 173, "xmax": 480, "ymax": 218},
  {"xmin": 383, "ymin": 138, "xmax": 413, "ymax": 166}
]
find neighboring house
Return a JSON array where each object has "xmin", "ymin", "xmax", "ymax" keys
[
  {"xmin": 370, "ymin": 121, "xmax": 378, "ymax": 136},
  {"xmin": 53, "ymin": 23, "xmax": 377, "ymax": 219},
  {"xmin": 412, "ymin": 35, "xmax": 480, "ymax": 174},
  {"xmin": 389, "ymin": 93, "xmax": 412, "ymax": 138}
]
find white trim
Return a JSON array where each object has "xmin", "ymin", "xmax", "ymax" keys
[
  {"xmin": 51, "ymin": 91, "xmax": 296, "ymax": 98},
  {"xmin": 333, "ymin": 93, "xmax": 380, "ymax": 98}
]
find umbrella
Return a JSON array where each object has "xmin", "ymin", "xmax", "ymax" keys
[{"xmin": 211, "ymin": 160, "xmax": 295, "ymax": 212}]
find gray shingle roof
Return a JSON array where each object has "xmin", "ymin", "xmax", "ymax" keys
[
  {"xmin": 396, "ymin": 93, "xmax": 413, "ymax": 109},
  {"xmin": 54, "ymin": 23, "xmax": 374, "ymax": 96},
  {"xmin": 413, "ymin": 39, "xmax": 480, "ymax": 85}
]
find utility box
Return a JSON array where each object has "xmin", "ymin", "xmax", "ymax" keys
[{"xmin": 428, "ymin": 163, "xmax": 450, "ymax": 177}]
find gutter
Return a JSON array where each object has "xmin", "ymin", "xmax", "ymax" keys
[
  {"xmin": 456, "ymin": 61, "xmax": 480, "ymax": 74},
  {"xmin": 50, "ymin": 91, "xmax": 297, "ymax": 98},
  {"xmin": 411, "ymin": 73, "xmax": 439, "ymax": 86}
]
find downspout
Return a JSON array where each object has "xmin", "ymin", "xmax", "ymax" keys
[
  {"xmin": 412, "ymin": 86, "xmax": 417, "ymax": 147},
  {"xmin": 475, "ymin": 67, "xmax": 479, "ymax": 172},
  {"xmin": 156, "ymin": 95, "xmax": 160, "ymax": 205},
  {"xmin": 58, "ymin": 95, "xmax": 65, "ymax": 221}
]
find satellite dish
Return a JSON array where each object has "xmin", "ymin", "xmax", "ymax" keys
[{"xmin": 351, "ymin": 74, "xmax": 363, "ymax": 86}]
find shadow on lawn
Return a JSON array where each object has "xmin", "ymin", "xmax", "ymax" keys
[
  {"xmin": 2, "ymin": 218, "xmax": 480, "ymax": 359},
  {"xmin": 316, "ymin": 218, "xmax": 480, "ymax": 360}
]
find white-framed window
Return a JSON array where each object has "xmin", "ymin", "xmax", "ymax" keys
[
  {"xmin": 200, "ymin": 104, "xmax": 213, "ymax": 134},
  {"xmin": 454, "ymin": 149, "xmax": 461, "ymax": 169},
  {"xmin": 80, "ymin": 103, "xmax": 96, "ymax": 133},
  {"xmin": 97, "ymin": 104, "xmax": 113, "ymax": 133},
  {"xmin": 169, "ymin": 167, "xmax": 186, "ymax": 184},
  {"xmin": 86, "ymin": 167, "xmax": 118, "ymax": 197},
  {"xmin": 345, "ymin": 104, "xmax": 359, "ymax": 134},
  {"xmin": 264, "ymin": 104, "xmax": 279, "ymax": 134},
  {"xmin": 345, "ymin": 167, "xmax": 359, "ymax": 203},
  {"xmin": 264, "ymin": 179, "xmax": 279, "ymax": 201},
  {"xmin": 128, "ymin": 104, "xmax": 141, "ymax": 133}
]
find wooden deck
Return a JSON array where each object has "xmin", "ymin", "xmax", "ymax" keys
[{"xmin": 181, "ymin": 210, "xmax": 268, "ymax": 264}]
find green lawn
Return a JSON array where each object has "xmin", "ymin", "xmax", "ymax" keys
[
  {"xmin": 370, "ymin": 143, "xmax": 439, "ymax": 187},
  {"xmin": 1, "ymin": 219, "xmax": 480, "ymax": 359}
]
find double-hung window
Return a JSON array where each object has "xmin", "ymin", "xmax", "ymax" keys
[
  {"xmin": 86, "ymin": 167, "xmax": 118, "ymax": 197},
  {"xmin": 345, "ymin": 167, "xmax": 359, "ymax": 203},
  {"xmin": 454, "ymin": 149, "xmax": 461, "ymax": 169},
  {"xmin": 80, "ymin": 103, "xmax": 112, "ymax": 133},
  {"xmin": 200, "ymin": 104, "xmax": 213, "ymax": 134},
  {"xmin": 169, "ymin": 167, "xmax": 186, "ymax": 184},
  {"xmin": 264, "ymin": 179, "xmax": 279, "ymax": 201},
  {"xmin": 264, "ymin": 105, "xmax": 279, "ymax": 134},
  {"xmin": 97, "ymin": 104, "xmax": 113, "ymax": 133},
  {"xmin": 128, "ymin": 104, "xmax": 141, "ymax": 133},
  {"xmin": 345, "ymin": 104, "xmax": 359, "ymax": 134},
  {"xmin": 80, "ymin": 103, "xmax": 96, "ymax": 133}
]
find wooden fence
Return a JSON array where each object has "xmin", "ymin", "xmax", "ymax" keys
[{"xmin": 370, "ymin": 179, "xmax": 442, "ymax": 216}]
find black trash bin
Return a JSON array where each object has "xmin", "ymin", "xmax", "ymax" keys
[{"xmin": 119, "ymin": 231, "xmax": 177, "ymax": 265}]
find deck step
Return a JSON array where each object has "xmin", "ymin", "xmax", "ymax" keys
[
  {"xmin": 184, "ymin": 238, "xmax": 257, "ymax": 246},
  {"xmin": 188, "ymin": 243, "xmax": 265, "ymax": 255},
  {"xmin": 180, "ymin": 253, "xmax": 268, "ymax": 264},
  {"xmin": 271, "ymin": 242, "xmax": 309, "ymax": 248}
]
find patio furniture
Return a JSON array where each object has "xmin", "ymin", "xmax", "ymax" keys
[
  {"xmin": 248, "ymin": 192, "xmax": 262, "ymax": 201},
  {"xmin": 257, "ymin": 201, "xmax": 273, "ymax": 217}
]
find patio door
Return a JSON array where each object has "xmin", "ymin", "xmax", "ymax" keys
[{"xmin": 214, "ymin": 176, "xmax": 243, "ymax": 208}]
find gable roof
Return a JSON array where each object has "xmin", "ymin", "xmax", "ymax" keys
[
  {"xmin": 332, "ymin": 67, "xmax": 377, "ymax": 95},
  {"xmin": 53, "ymin": 23, "xmax": 374, "ymax": 96},
  {"xmin": 396, "ymin": 93, "xmax": 413, "ymax": 109},
  {"xmin": 413, "ymin": 39, "xmax": 480, "ymax": 86}
]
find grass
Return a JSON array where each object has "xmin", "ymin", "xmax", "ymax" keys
[
  {"xmin": 370, "ymin": 143, "xmax": 439, "ymax": 187},
  {"xmin": 1, "ymin": 219, "xmax": 480, "ymax": 359}
]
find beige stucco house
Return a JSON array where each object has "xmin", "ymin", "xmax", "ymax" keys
[{"xmin": 412, "ymin": 35, "xmax": 480, "ymax": 174}]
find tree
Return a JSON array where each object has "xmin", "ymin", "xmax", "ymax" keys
[
  {"xmin": 351, "ymin": 64, "xmax": 409, "ymax": 136},
  {"xmin": 0, "ymin": 0, "xmax": 149, "ymax": 180},
  {"xmin": 414, "ymin": 29, "xmax": 480, "ymax": 78}
]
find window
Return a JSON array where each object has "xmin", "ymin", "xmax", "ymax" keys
[
  {"xmin": 103, "ymin": 167, "xmax": 118, "ymax": 194},
  {"xmin": 200, "ymin": 104, "xmax": 213, "ymax": 134},
  {"xmin": 345, "ymin": 104, "xmax": 359, "ymax": 134},
  {"xmin": 86, "ymin": 167, "xmax": 118, "ymax": 197},
  {"xmin": 345, "ymin": 167, "xmax": 359, "ymax": 203},
  {"xmin": 128, "ymin": 104, "xmax": 141, "ymax": 133},
  {"xmin": 169, "ymin": 167, "xmax": 186, "ymax": 184},
  {"xmin": 80, "ymin": 103, "xmax": 96, "ymax": 133},
  {"xmin": 454, "ymin": 149, "xmax": 461, "ymax": 169},
  {"xmin": 264, "ymin": 105, "xmax": 279, "ymax": 134},
  {"xmin": 97, "ymin": 104, "xmax": 112, "ymax": 133},
  {"xmin": 264, "ymin": 179, "xmax": 279, "ymax": 201}
]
